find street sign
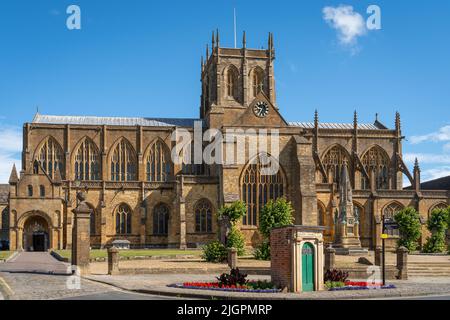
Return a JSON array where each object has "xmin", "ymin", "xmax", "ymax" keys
[{"xmin": 381, "ymin": 234, "xmax": 389, "ymax": 239}]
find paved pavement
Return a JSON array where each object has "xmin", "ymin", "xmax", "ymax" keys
[
  {"xmin": 0, "ymin": 252, "xmax": 71, "ymax": 275},
  {"xmin": 0, "ymin": 252, "xmax": 181, "ymax": 300}
]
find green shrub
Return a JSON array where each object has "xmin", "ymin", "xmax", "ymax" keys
[
  {"xmin": 202, "ymin": 241, "xmax": 227, "ymax": 263},
  {"xmin": 219, "ymin": 201, "xmax": 247, "ymax": 224},
  {"xmin": 423, "ymin": 209, "xmax": 449, "ymax": 253},
  {"xmin": 226, "ymin": 226, "xmax": 246, "ymax": 256},
  {"xmin": 394, "ymin": 207, "xmax": 422, "ymax": 252},
  {"xmin": 247, "ymin": 280, "xmax": 277, "ymax": 290},
  {"xmin": 325, "ymin": 281, "xmax": 346, "ymax": 289},
  {"xmin": 259, "ymin": 198, "xmax": 294, "ymax": 239},
  {"xmin": 254, "ymin": 240, "xmax": 271, "ymax": 261}
]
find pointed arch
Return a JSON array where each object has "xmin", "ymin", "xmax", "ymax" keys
[
  {"xmin": 317, "ymin": 200, "xmax": 326, "ymax": 227},
  {"xmin": 115, "ymin": 203, "xmax": 132, "ymax": 235},
  {"xmin": 321, "ymin": 144, "xmax": 351, "ymax": 186},
  {"xmin": 195, "ymin": 198, "xmax": 213, "ymax": 233},
  {"xmin": 249, "ymin": 66, "xmax": 264, "ymax": 98},
  {"xmin": 240, "ymin": 153, "xmax": 286, "ymax": 226},
  {"xmin": 224, "ymin": 64, "xmax": 239, "ymax": 100},
  {"xmin": 109, "ymin": 138, "xmax": 137, "ymax": 181},
  {"xmin": 153, "ymin": 203, "xmax": 169, "ymax": 235},
  {"xmin": 361, "ymin": 145, "xmax": 391, "ymax": 190},
  {"xmin": 429, "ymin": 202, "xmax": 448, "ymax": 216},
  {"xmin": 33, "ymin": 136, "xmax": 65, "ymax": 180},
  {"xmin": 181, "ymin": 142, "xmax": 208, "ymax": 176},
  {"xmin": 382, "ymin": 201, "xmax": 404, "ymax": 236},
  {"xmin": 72, "ymin": 137, "xmax": 101, "ymax": 181},
  {"xmin": 144, "ymin": 138, "xmax": 171, "ymax": 182}
]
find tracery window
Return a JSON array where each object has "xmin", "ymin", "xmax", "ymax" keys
[
  {"xmin": 115, "ymin": 204, "xmax": 132, "ymax": 235},
  {"xmin": 35, "ymin": 137, "xmax": 65, "ymax": 179},
  {"xmin": 153, "ymin": 204, "xmax": 169, "ymax": 235},
  {"xmin": 195, "ymin": 199, "xmax": 213, "ymax": 233},
  {"xmin": 111, "ymin": 139, "xmax": 137, "ymax": 181},
  {"xmin": 322, "ymin": 145, "xmax": 350, "ymax": 186},
  {"xmin": 251, "ymin": 68, "xmax": 264, "ymax": 98},
  {"xmin": 383, "ymin": 202, "xmax": 403, "ymax": 237},
  {"xmin": 361, "ymin": 146, "xmax": 390, "ymax": 190},
  {"xmin": 146, "ymin": 140, "xmax": 171, "ymax": 182},
  {"xmin": 75, "ymin": 138, "xmax": 100, "ymax": 181},
  {"xmin": 241, "ymin": 154, "xmax": 285, "ymax": 226},
  {"xmin": 225, "ymin": 66, "xmax": 239, "ymax": 100}
]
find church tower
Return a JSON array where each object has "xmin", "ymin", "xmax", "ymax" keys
[{"xmin": 200, "ymin": 31, "xmax": 277, "ymax": 128}]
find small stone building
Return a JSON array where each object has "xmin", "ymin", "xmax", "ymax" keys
[{"xmin": 2, "ymin": 32, "xmax": 449, "ymax": 252}]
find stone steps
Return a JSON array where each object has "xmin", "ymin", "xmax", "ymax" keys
[{"xmin": 408, "ymin": 262, "xmax": 450, "ymax": 277}]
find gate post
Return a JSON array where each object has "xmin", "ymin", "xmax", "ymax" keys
[
  {"xmin": 71, "ymin": 192, "xmax": 91, "ymax": 275},
  {"xmin": 396, "ymin": 246, "xmax": 409, "ymax": 280},
  {"xmin": 324, "ymin": 246, "xmax": 336, "ymax": 270}
]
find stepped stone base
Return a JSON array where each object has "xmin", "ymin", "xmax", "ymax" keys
[{"xmin": 334, "ymin": 247, "xmax": 369, "ymax": 256}]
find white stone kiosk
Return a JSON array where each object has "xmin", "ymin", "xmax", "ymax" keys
[{"xmin": 271, "ymin": 226, "xmax": 325, "ymax": 293}]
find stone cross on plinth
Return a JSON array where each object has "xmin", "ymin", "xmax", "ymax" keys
[{"xmin": 71, "ymin": 191, "xmax": 91, "ymax": 275}]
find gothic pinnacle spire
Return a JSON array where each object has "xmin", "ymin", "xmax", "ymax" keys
[
  {"xmin": 212, "ymin": 31, "xmax": 215, "ymax": 49},
  {"xmin": 353, "ymin": 110, "xmax": 358, "ymax": 130},
  {"xmin": 314, "ymin": 109, "xmax": 319, "ymax": 128},
  {"xmin": 395, "ymin": 111, "xmax": 401, "ymax": 132},
  {"xmin": 242, "ymin": 31, "xmax": 246, "ymax": 48},
  {"xmin": 9, "ymin": 164, "xmax": 19, "ymax": 184},
  {"xmin": 216, "ymin": 29, "xmax": 220, "ymax": 48}
]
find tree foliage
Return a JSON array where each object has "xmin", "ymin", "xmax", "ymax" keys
[
  {"xmin": 219, "ymin": 201, "xmax": 247, "ymax": 224},
  {"xmin": 423, "ymin": 208, "xmax": 449, "ymax": 253},
  {"xmin": 393, "ymin": 207, "xmax": 422, "ymax": 252},
  {"xmin": 259, "ymin": 198, "xmax": 294, "ymax": 239}
]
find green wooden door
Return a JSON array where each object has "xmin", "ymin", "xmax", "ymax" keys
[{"xmin": 301, "ymin": 243, "xmax": 315, "ymax": 292}]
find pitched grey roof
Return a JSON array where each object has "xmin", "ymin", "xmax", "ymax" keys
[
  {"xmin": 33, "ymin": 113, "xmax": 202, "ymax": 128},
  {"xmin": 288, "ymin": 122, "xmax": 384, "ymax": 130},
  {"xmin": 0, "ymin": 185, "xmax": 9, "ymax": 204}
]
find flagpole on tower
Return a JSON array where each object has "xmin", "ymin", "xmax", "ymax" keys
[{"xmin": 234, "ymin": 8, "xmax": 237, "ymax": 48}]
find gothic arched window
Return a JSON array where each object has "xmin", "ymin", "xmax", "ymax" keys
[
  {"xmin": 383, "ymin": 202, "xmax": 403, "ymax": 236},
  {"xmin": 35, "ymin": 137, "xmax": 65, "ymax": 179},
  {"xmin": 111, "ymin": 139, "xmax": 137, "ymax": 181},
  {"xmin": 225, "ymin": 66, "xmax": 239, "ymax": 100},
  {"xmin": 115, "ymin": 204, "xmax": 132, "ymax": 235},
  {"xmin": 195, "ymin": 199, "xmax": 213, "ymax": 233},
  {"xmin": 146, "ymin": 140, "xmax": 171, "ymax": 182},
  {"xmin": 75, "ymin": 138, "xmax": 100, "ymax": 181},
  {"xmin": 27, "ymin": 185, "xmax": 33, "ymax": 197},
  {"xmin": 153, "ymin": 204, "xmax": 169, "ymax": 235},
  {"xmin": 250, "ymin": 68, "xmax": 264, "ymax": 98},
  {"xmin": 241, "ymin": 154, "xmax": 285, "ymax": 226},
  {"xmin": 322, "ymin": 145, "xmax": 350, "ymax": 186},
  {"xmin": 361, "ymin": 146, "xmax": 390, "ymax": 190}
]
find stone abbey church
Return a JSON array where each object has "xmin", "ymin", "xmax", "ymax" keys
[{"xmin": 0, "ymin": 32, "xmax": 449, "ymax": 252}]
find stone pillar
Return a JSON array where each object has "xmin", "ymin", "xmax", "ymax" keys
[
  {"xmin": 179, "ymin": 201, "xmax": 187, "ymax": 250},
  {"xmin": 227, "ymin": 247, "xmax": 238, "ymax": 269},
  {"xmin": 397, "ymin": 246, "xmax": 409, "ymax": 280},
  {"xmin": 71, "ymin": 192, "xmax": 91, "ymax": 275},
  {"xmin": 324, "ymin": 246, "xmax": 336, "ymax": 270},
  {"xmin": 375, "ymin": 246, "xmax": 382, "ymax": 266},
  {"xmin": 108, "ymin": 247, "xmax": 120, "ymax": 275}
]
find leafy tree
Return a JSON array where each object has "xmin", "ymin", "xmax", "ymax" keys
[
  {"xmin": 219, "ymin": 201, "xmax": 246, "ymax": 224},
  {"xmin": 423, "ymin": 208, "xmax": 449, "ymax": 253},
  {"xmin": 226, "ymin": 226, "xmax": 246, "ymax": 256},
  {"xmin": 255, "ymin": 198, "xmax": 294, "ymax": 260},
  {"xmin": 393, "ymin": 207, "xmax": 422, "ymax": 252},
  {"xmin": 259, "ymin": 198, "xmax": 295, "ymax": 239},
  {"xmin": 218, "ymin": 201, "xmax": 247, "ymax": 256}
]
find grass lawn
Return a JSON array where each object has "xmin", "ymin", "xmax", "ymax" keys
[
  {"xmin": 0, "ymin": 251, "xmax": 12, "ymax": 260},
  {"xmin": 55, "ymin": 249, "xmax": 202, "ymax": 260}
]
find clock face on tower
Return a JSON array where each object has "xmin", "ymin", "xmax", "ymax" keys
[{"xmin": 253, "ymin": 101, "xmax": 269, "ymax": 118}]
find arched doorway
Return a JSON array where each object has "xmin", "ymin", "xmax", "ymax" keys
[
  {"xmin": 23, "ymin": 216, "xmax": 50, "ymax": 252},
  {"xmin": 301, "ymin": 242, "xmax": 315, "ymax": 292}
]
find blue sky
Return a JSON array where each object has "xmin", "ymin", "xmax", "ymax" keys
[{"xmin": 0, "ymin": 0, "xmax": 449, "ymax": 184}]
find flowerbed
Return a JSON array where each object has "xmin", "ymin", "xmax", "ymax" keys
[{"xmin": 169, "ymin": 281, "xmax": 281, "ymax": 293}]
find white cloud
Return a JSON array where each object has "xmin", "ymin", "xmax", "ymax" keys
[
  {"xmin": 421, "ymin": 167, "xmax": 450, "ymax": 182},
  {"xmin": 0, "ymin": 125, "xmax": 22, "ymax": 183},
  {"xmin": 410, "ymin": 125, "xmax": 450, "ymax": 145},
  {"xmin": 323, "ymin": 5, "xmax": 367, "ymax": 48},
  {"xmin": 403, "ymin": 153, "xmax": 450, "ymax": 165}
]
